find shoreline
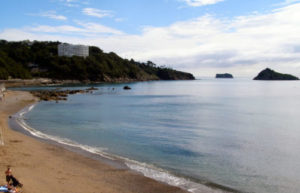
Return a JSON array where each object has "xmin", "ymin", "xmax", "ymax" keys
[
  {"xmin": 9, "ymin": 104, "xmax": 129, "ymax": 170},
  {"xmin": 0, "ymin": 90, "xmax": 188, "ymax": 193},
  {"xmin": 1, "ymin": 90, "xmax": 238, "ymax": 193},
  {"xmin": 1, "ymin": 78, "xmax": 198, "ymax": 90},
  {"xmin": 1, "ymin": 77, "xmax": 196, "ymax": 89}
]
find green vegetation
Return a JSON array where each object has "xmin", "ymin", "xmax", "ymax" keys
[
  {"xmin": 0, "ymin": 40, "xmax": 194, "ymax": 81},
  {"xmin": 254, "ymin": 68, "xmax": 299, "ymax": 80}
]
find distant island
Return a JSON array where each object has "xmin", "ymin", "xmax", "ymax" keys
[
  {"xmin": 0, "ymin": 40, "xmax": 195, "ymax": 83},
  {"xmin": 216, "ymin": 73, "xmax": 233, "ymax": 79},
  {"xmin": 254, "ymin": 68, "xmax": 299, "ymax": 80}
]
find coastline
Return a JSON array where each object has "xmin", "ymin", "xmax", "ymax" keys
[
  {"xmin": 0, "ymin": 90, "xmax": 188, "ymax": 193},
  {"xmin": 0, "ymin": 76, "xmax": 195, "ymax": 88}
]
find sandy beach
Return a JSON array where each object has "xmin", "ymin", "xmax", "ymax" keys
[{"xmin": 0, "ymin": 90, "xmax": 187, "ymax": 193}]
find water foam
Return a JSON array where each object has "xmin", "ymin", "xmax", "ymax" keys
[
  {"xmin": 124, "ymin": 161, "xmax": 228, "ymax": 193},
  {"xmin": 15, "ymin": 104, "xmax": 230, "ymax": 193}
]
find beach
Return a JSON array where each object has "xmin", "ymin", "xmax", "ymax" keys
[{"xmin": 0, "ymin": 90, "xmax": 187, "ymax": 193}]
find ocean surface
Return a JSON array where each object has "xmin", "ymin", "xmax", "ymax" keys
[{"xmin": 16, "ymin": 79, "xmax": 300, "ymax": 193}]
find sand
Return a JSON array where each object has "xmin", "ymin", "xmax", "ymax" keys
[{"xmin": 0, "ymin": 90, "xmax": 188, "ymax": 193}]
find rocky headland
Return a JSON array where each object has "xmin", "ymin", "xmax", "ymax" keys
[
  {"xmin": 254, "ymin": 68, "xmax": 299, "ymax": 80},
  {"xmin": 0, "ymin": 40, "xmax": 195, "ymax": 82}
]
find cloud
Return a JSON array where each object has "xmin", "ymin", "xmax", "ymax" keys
[
  {"xmin": 58, "ymin": 0, "xmax": 89, "ymax": 7},
  {"xmin": 82, "ymin": 8, "xmax": 113, "ymax": 18},
  {"xmin": 283, "ymin": 0, "xmax": 300, "ymax": 4},
  {"xmin": 275, "ymin": 0, "xmax": 300, "ymax": 6},
  {"xmin": 181, "ymin": 0, "xmax": 224, "ymax": 7},
  {"xmin": 75, "ymin": 21, "xmax": 123, "ymax": 35},
  {"xmin": 60, "ymin": 0, "xmax": 78, "ymax": 7},
  {"xmin": 94, "ymin": 3, "xmax": 300, "ymax": 76},
  {"xmin": 29, "ymin": 25, "xmax": 84, "ymax": 33},
  {"xmin": 31, "ymin": 11, "xmax": 67, "ymax": 20},
  {"xmin": 115, "ymin": 18, "xmax": 125, "ymax": 22},
  {"xmin": 23, "ymin": 21, "xmax": 123, "ymax": 36},
  {"xmin": 1, "ymin": 3, "xmax": 300, "ymax": 76}
]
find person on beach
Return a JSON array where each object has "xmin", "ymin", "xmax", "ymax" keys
[
  {"xmin": 5, "ymin": 167, "xmax": 23, "ymax": 191},
  {"xmin": 5, "ymin": 167, "xmax": 12, "ymax": 183}
]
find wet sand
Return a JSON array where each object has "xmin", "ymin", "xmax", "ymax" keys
[{"xmin": 0, "ymin": 90, "xmax": 187, "ymax": 193}]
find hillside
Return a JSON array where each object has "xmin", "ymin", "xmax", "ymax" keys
[
  {"xmin": 253, "ymin": 68, "xmax": 299, "ymax": 80},
  {"xmin": 0, "ymin": 40, "xmax": 195, "ymax": 81}
]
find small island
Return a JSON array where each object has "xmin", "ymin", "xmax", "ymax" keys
[
  {"xmin": 253, "ymin": 68, "xmax": 299, "ymax": 80},
  {"xmin": 216, "ymin": 73, "xmax": 234, "ymax": 79}
]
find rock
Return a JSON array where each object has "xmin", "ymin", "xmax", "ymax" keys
[
  {"xmin": 69, "ymin": 90, "xmax": 80, "ymax": 95},
  {"xmin": 254, "ymin": 68, "xmax": 299, "ymax": 80},
  {"xmin": 86, "ymin": 87, "xmax": 98, "ymax": 91},
  {"xmin": 31, "ymin": 89, "xmax": 89, "ymax": 101},
  {"xmin": 216, "ymin": 73, "xmax": 234, "ymax": 79},
  {"xmin": 123, "ymin": 86, "xmax": 131, "ymax": 90}
]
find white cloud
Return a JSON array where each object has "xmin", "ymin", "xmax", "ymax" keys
[
  {"xmin": 1, "ymin": 3, "xmax": 300, "ymax": 77},
  {"xmin": 58, "ymin": 0, "xmax": 90, "ymax": 7},
  {"xmin": 115, "ymin": 18, "xmax": 125, "ymax": 22},
  {"xmin": 283, "ymin": 0, "xmax": 300, "ymax": 4},
  {"xmin": 181, "ymin": 0, "xmax": 224, "ymax": 7},
  {"xmin": 23, "ymin": 21, "xmax": 123, "ymax": 36},
  {"xmin": 82, "ymin": 8, "xmax": 113, "ymax": 18},
  {"xmin": 75, "ymin": 21, "xmax": 123, "ymax": 35},
  {"xmin": 275, "ymin": 0, "xmax": 300, "ymax": 6},
  {"xmin": 31, "ymin": 11, "xmax": 67, "ymax": 20},
  {"xmin": 29, "ymin": 25, "xmax": 84, "ymax": 33}
]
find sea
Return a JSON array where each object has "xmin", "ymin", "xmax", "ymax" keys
[{"xmin": 12, "ymin": 79, "xmax": 300, "ymax": 193}]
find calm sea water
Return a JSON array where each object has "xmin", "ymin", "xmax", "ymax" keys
[{"xmin": 20, "ymin": 79, "xmax": 300, "ymax": 193}]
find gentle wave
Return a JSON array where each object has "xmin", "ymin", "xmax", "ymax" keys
[
  {"xmin": 15, "ymin": 104, "xmax": 231, "ymax": 193},
  {"xmin": 125, "ymin": 161, "xmax": 229, "ymax": 193}
]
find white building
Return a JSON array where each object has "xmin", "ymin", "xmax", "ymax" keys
[
  {"xmin": 58, "ymin": 43, "xmax": 89, "ymax": 58},
  {"xmin": 0, "ymin": 83, "xmax": 5, "ymax": 93},
  {"xmin": 0, "ymin": 83, "xmax": 5, "ymax": 102}
]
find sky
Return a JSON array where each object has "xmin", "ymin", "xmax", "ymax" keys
[{"xmin": 1, "ymin": 0, "xmax": 300, "ymax": 77}]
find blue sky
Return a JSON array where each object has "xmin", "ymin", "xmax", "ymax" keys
[
  {"xmin": 0, "ymin": 0, "xmax": 286, "ymax": 34},
  {"xmin": 1, "ymin": 0, "xmax": 300, "ymax": 77}
]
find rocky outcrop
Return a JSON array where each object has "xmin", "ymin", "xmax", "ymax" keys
[
  {"xmin": 31, "ymin": 87, "xmax": 98, "ymax": 101},
  {"xmin": 86, "ymin": 87, "xmax": 98, "ymax": 91},
  {"xmin": 216, "ymin": 73, "xmax": 233, "ymax": 79},
  {"xmin": 254, "ymin": 68, "xmax": 299, "ymax": 80},
  {"xmin": 123, "ymin": 86, "xmax": 131, "ymax": 90}
]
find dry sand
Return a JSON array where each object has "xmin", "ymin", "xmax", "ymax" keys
[{"xmin": 0, "ymin": 90, "xmax": 188, "ymax": 193}]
